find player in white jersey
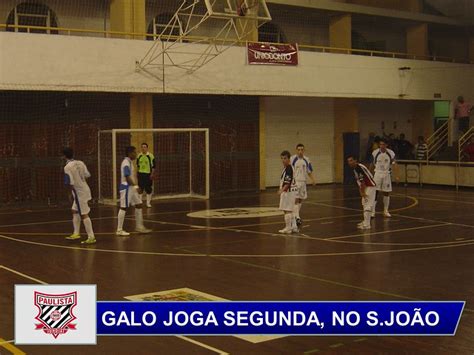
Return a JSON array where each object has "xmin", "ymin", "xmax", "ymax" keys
[
  {"xmin": 291, "ymin": 144, "xmax": 316, "ymax": 228},
  {"xmin": 370, "ymin": 139, "xmax": 399, "ymax": 217},
  {"xmin": 278, "ymin": 150, "xmax": 299, "ymax": 234},
  {"xmin": 63, "ymin": 148, "xmax": 96, "ymax": 244},
  {"xmin": 116, "ymin": 146, "xmax": 151, "ymax": 236}
]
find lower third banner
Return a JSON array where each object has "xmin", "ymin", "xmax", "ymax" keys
[{"xmin": 97, "ymin": 301, "xmax": 464, "ymax": 336}]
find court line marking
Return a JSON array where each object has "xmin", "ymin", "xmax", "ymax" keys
[
  {"xmin": 0, "ymin": 194, "xmax": 471, "ymax": 254},
  {"xmin": 399, "ymin": 196, "xmax": 474, "ymax": 205},
  {"xmin": 0, "ymin": 193, "xmax": 409, "ymax": 229},
  {"xmin": 175, "ymin": 222, "xmax": 470, "ymax": 249},
  {"xmin": 0, "ymin": 209, "xmax": 197, "ymax": 228},
  {"xmin": 325, "ymin": 223, "xmax": 451, "ymax": 240},
  {"xmin": 176, "ymin": 336, "xmax": 229, "ymax": 354},
  {"xmin": 0, "ymin": 265, "xmax": 48, "ymax": 284},
  {"xmin": 206, "ymin": 256, "xmax": 474, "ymax": 314},
  {"xmin": 0, "ymin": 212, "xmax": 364, "ymax": 236},
  {"xmin": 1, "ymin": 230, "xmax": 472, "ymax": 258},
  {"xmin": 0, "ymin": 338, "xmax": 25, "ymax": 355},
  {"xmin": 0, "ymin": 265, "xmax": 227, "ymax": 354},
  {"xmin": 308, "ymin": 199, "xmax": 474, "ymax": 230}
]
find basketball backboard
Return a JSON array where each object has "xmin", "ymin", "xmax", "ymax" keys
[{"xmin": 205, "ymin": 0, "xmax": 272, "ymax": 21}]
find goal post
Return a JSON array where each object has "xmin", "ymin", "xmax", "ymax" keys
[{"xmin": 98, "ymin": 128, "xmax": 210, "ymax": 205}]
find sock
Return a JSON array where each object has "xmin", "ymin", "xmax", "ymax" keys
[
  {"xmin": 146, "ymin": 194, "xmax": 152, "ymax": 205},
  {"xmin": 72, "ymin": 214, "xmax": 81, "ymax": 235},
  {"xmin": 372, "ymin": 201, "xmax": 377, "ymax": 214},
  {"xmin": 284, "ymin": 213, "xmax": 292, "ymax": 229},
  {"xmin": 82, "ymin": 217, "xmax": 95, "ymax": 239},
  {"xmin": 383, "ymin": 196, "xmax": 390, "ymax": 211},
  {"xmin": 291, "ymin": 215, "xmax": 298, "ymax": 230},
  {"xmin": 117, "ymin": 209, "xmax": 126, "ymax": 231},
  {"xmin": 293, "ymin": 204, "xmax": 300, "ymax": 219},
  {"xmin": 364, "ymin": 211, "xmax": 371, "ymax": 226},
  {"xmin": 139, "ymin": 193, "xmax": 143, "ymax": 201},
  {"xmin": 135, "ymin": 208, "xmax": 144, "ymax": 229}
]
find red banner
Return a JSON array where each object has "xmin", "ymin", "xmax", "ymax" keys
[{"xmin": 247, "ymin": 42, "xmax": 299, "ymax": 66}]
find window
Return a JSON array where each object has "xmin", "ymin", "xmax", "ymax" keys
[
  {"xmin": 258, "ymin": 23, "xmax": 286, "ymax": 43},
  {"xmin": 433, "ymin": 101, "xmax": 450, "ymax": 130},
  {"xmin": 6, "ymin": 2, "xmax": 58, "ymax": 34},
  {"xmin": 147, "ymin": 13, "xmax": 181, "ymax": 41}
]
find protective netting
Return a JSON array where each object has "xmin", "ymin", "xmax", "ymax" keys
[
  {"xmin": 0, "ymin": 91, "xmax": 259, "ymax": 206},
  {"xmin": 0, "ymin": 92, "xmax": 128, "ymax": 206}
]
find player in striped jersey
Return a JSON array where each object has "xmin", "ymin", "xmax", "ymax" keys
[
  {"xmin": 291, "ymin": 144, "xmax": 316, "ymax": 228},
  {"xmin": 347, "ymin": 156, "xmax": 376, "ymax": 230},
  {"xmin": 278, "ymin": 150, "xmax": 299, "ymax": 234}
]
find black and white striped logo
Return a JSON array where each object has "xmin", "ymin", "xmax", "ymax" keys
[{"xmin": 34, "ymin": 291, "xmax": 77, "ymax": 339}]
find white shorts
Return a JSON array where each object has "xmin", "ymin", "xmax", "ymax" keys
[
  {"xmin": 71, "ymin": 190, "xmax": 91, "ymax": 215},
  {"xmin": 374, "ymin": 173, "xmax": 392, "ymax": 192},
  {"xmin": 362, "ymin": 186, "xmax": 377, "ymax": 212},
  {"xmin": 120, "ymin": 186, "xmax": 142, "ymax": 208},
  {"xmin": 295, "ymin": 182, "xmax": 307, "ymax": 200},
  {"xmin": 279, "ymin": 191, "xmax": 296, "ymax": 212}
]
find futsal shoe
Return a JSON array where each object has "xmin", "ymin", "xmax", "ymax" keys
[
  {"xmin": 292, "ymin": 227, "xmax": 299, "ymax": 234},
  {"xmin": 357, "ymin": 224, "xmax": 371, "ymax": 230},
  {"xmin": 66, "ymin": 234, "xmax": 81, "ymax": 240},
  {"xmin": 278, "ymin": 228, "xmax": 292, "ymax": 234},
  {"xmin": 81, "ymin": 237, "xmax": 96, "ymax": 245},
  {"xmin": 146, "ymin": 202, "xmax": 152, "ymax": 208},
  {"xmin": 116, "ymin": 230, "xmax": 130, "ymax": 237},
  {"xmin": 383, "ymin": 211, "xmax": 392, "ymax": 218},
  {"xmin": 136, "ymin": 227, "xmax": 152, "ymax": 234},
  {"xmin": 296, "ymin": 218, "xmax": 302, "ymax": 228},
  {"xmin": 357, "ymin": 221, "xmax": 364, "ymax": 227}
]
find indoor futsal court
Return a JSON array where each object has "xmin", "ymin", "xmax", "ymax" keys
[
  {"xmin": 1, "ymin": 185, "xmax": 473, "ymax": 353},
  {"xmin": 1, "ymin": 0, "xmax": 474, "ymax": 354}
]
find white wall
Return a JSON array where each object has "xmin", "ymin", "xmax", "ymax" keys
[
  {"xmin": 264, "ymin": 97, "xmax": 334, "ymax": 186},
  {"xmin": 0, "ymin": 32, "xmax": 473, "ymax": 102}
]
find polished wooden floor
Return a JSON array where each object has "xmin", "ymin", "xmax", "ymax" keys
[{"xmin": 0, "ymin": 185, "xmax": 473, "ymax": 354}]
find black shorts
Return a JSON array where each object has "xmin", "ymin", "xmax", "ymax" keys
[
  {"xmin": 458, "ymin": 117, "xmax": 470, "ymax": 133},
  {"xmin": 138, "ymin": 172, "xmax": 153, "ymax": 194}
]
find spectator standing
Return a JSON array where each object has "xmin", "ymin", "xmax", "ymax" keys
[
  {"xmin": 455, "ymin": 96, "xmax": 472, "ymax": 136},
  {"xmin": 415, "ymin": 136, "xmax": 428, "ymax": 160}
]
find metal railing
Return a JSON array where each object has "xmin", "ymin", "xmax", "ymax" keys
[
  {"xmin": 426, "ymin": 119, "xmax": 450, "ymax": 161},
  {"xmin": 458, "ymin": 127, "xmax": 474, "ymax": 162},
  {"xmin": 397, "ymin": 159, "xmax": 474, "ymax": 190},
  {"xmin": 1, "ymin": 23, "xmax": 473, "ymax": 64}
]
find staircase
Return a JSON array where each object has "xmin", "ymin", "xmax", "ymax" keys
[{"xmin": 426, "ymin": 119, "xmax": 450, "ymax": 161}]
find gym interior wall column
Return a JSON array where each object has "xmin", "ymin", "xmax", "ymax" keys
[
  {"xmin": 236, "ymin": 3, "xmax": 259, "ymax": 42},
  {"xmin": 334, "ymin": 99, "xmax": 359, "ymax": 183},
  {"xmin": 412, "ymin": 100, "xmax": 433, "ymax": 142},
  {"xmin": 110, "ymin": 1, "xmax": 151, "ymax": 150},
  {"xmin": 130, "ymin": 94, "xmax": 154, "ymax": 152},
  {"xmin": 259, "ymin": 97, "xmax": 266, "ymax": 190},
  {"xmin": 329, "ymin": 14, "xmax": 352, "ymax": 53},
  {"xmin": 109, "ymin": 0, "xmax": 146, "ymax": 39},
  {"xmin": 406, "ymin": 23, "xmax": 428, "ymax": 59},
  {"xmin": 469, "ymin": 37, "xmax": 474, "ymax": 63}
]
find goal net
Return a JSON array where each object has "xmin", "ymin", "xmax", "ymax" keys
[{"xmin": 98, "ymin": 128, "xmax": 209, "ymax": 205}]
